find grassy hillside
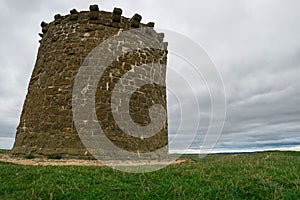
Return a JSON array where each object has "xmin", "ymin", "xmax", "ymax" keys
[{"xmin": 0, "ymin": 151, "xmax": 299, "ymax": 199}]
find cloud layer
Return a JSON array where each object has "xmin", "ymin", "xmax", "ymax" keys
[{"xmin": 0, "ymin": 0, "xmax": 299, "ymax": 152}]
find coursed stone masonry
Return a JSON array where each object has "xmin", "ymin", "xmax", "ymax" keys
[{"xmin": 12, "ymin": 5, "xmax": 168, "ymax": 159}]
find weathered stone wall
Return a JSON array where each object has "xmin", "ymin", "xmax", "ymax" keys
[{"xmin": 12, "ymin": 5, "xmax": 168, "ymax": 159}]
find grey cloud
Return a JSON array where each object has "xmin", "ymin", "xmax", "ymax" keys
[{"xmin": 1, "ymin": 0, "xmax": 300, "ymax": 152}]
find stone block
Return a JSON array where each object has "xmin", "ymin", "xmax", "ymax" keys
[
  {"xmin": 70, "ymin": 14, "xmax": 79, "ymax": 21},
  {"xmin": 89, "ymin": 4, "xmax": 99, "ymax": 12},
  {"xmin": 112, "ymin": 15, "xmax": 121, "ymax": 23},
  {"xmin": 130, "ymin": 20, "xmax": 140, "ymax": 28},
  {"xmin": 89, "ymin": 11, "xmax": 99, "ymax": 20},
  {"xmin": 147, "ymin": 22, "xmax": 155, "ymax": 28},
  {"xmin": 70, "ymin": 9, "xmax": 78, "ymax": 15},
  {"xmin": 131, "ymin": 14, "xmax": 142, "ymax": 22},
  {"xmin": 113, "ymin": 8, "xmax": 122, "ymax": 15}
]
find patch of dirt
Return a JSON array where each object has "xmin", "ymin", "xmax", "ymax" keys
[{"xmin": 0, "ymin": 154, "xmax": 190, "ymax": 167}]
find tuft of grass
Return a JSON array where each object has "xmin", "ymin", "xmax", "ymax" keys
[
  {"xmin": 24, "ymin": 154, "xmax": 35, "ymax": 159},
  {"xmin": 0, "ymin": 151, "xmax": 299, "ymax": 199},
  {"xmin": 47, "ymin": 154, "xmax": 62, "ymax": 160}
]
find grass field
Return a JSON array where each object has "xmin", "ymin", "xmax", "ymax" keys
[{"xmin": 0, "ymin": 151, "xmax": 299, "ymax": 199}]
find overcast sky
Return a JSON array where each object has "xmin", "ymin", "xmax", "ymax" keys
[{"xmin": 0, "ymin": 0, "xmax": 300, "ymax": 152}]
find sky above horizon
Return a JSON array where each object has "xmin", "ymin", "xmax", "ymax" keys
[{"xmin": 0, "ymin": 0, "xmax": 300, "ymax": 152}]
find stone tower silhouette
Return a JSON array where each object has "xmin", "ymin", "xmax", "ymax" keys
[{"xmin": 12, "ymin": 5, "xmax": 168, "ymax": 159}]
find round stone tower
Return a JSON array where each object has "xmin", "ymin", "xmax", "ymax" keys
[{"xmin": 12, "ymin": 5, "xmax": 168, "ymax": 159}]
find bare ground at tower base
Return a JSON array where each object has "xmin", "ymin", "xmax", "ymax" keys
[{"xmin": 0, "ymin": 152, "xmax": 189, "ymax": 167}]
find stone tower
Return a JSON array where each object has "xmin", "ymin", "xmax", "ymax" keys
[{"xmin": 12, "ymin": 5, "xmax": 168, "ymax": 159}]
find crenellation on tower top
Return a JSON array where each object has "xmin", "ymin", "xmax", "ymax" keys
[
  {"xmin": 130, "ymin": 13, "xmax": 142, "ymax": 28},
  {"xmin": 147, "ymin": 22, "xmax": 155, "ymax": 28},
  {"xmin": 157, "ymin": 33, "xmax": 165, "ymax": 43},
  {"xmin": 113, "ymin": 7, "xmax": 123, "ymax": 15},
  {"xmin": 54, "ymin": 14, "xmax": 62, "ymax": 20},
  {"xmin": 112, "ymin": 7, "xmax": 122, "ymax": 23},
  {"xmin": 42, "ymin": 26, "xmax": 48, "ymax": 34},
  {"xmin": 39, "ymin": 5, "xmax": 160, "ymax": 41},
  {"xmin": 131, "ymin": 13, "xmax": 142, "ymax": 22},
  {"xmin": 89, "ymin": 4, "xmax": 100, "ymax": 12},
  {"xmin": 41, "ymin": 21, "xmax": 48, "ymax": 28},
  {"xmin": 70, "ymin": 9, "xmax": 79, "ymax": 15}
]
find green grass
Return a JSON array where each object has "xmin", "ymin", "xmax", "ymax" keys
[{"xmin": 0, "ymin": 151, "xmax": 299, "ymax": 199}]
